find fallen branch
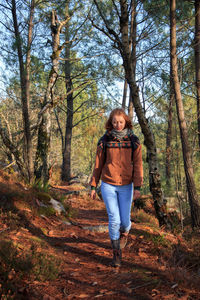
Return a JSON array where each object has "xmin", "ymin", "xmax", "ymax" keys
[{"xmin": 3, "ymin": 161, "xmax": 16, "ymax": 170}]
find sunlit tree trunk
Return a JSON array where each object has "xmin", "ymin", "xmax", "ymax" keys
[
  {"xmin": 11, "ymin": 0, "xmax": 34, "ymax": 182},
  {"xmin": 0, "ymin": 125, "xmax": 25, "ymax": 178},
  {"xmin": 119, "ymin": 0, "xmax": 170, "ymax": 227},
  {"xmin": 62, "ymin": 1, "xmax": 73, "ymax": 182},
  {"xmin": 35, "ymin": 10, "xmax": 69, "ymax": 184},
  {"xmin": 170, "ymin": 0, "xmax": 200, "ymax": 228},
  {"xmin": 92, "ymin": 0, "xmax": 171, "ymax": 226},
  {"xmin": 128, "ymin": 0, "xmax": 137, "ymax": 120},
  {"xmin": 166, "ymin": 70, "xmax": 174, "ymax": 186},
  {"xmin": 122, "ymin": 79, "xmax": 128, "ymax": 109},
  {"xmin": 194, "ymin": 0, "xmax": 200, "ymax": 149}
]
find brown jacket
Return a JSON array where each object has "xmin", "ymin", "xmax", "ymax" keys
[{"xmin": 90, "ymin": 135, "xmax": 143, "ymax": 188}]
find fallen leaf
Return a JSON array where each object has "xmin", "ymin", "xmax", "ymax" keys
[
  {"xmin": 70, "ymin": 232, "xmax": 78, "ymax": 239},
  {"xmin": 151, "ymin": 289, "xmax": 159, "ymax": 296},
  {"xmin": 138, "ymin": 251, "xmax": 148, "ymax": 258},
  {"xmin": 104, "ymin": 291, "xmax": 116, "ymax": 295},
  {"xmin": 77, "ymin": 294, "xmax": 89, "ymax": 298},
  {"xmin": 171, "ymin": 283, "xmax": 178, "ymax": 289},
  {"xmin": 67, "ymin": 280, "xmax": 74, "ymax": 285},
  {"xmin": 99, "ymin": 289, "xmax": 108, "ymax": 294}
]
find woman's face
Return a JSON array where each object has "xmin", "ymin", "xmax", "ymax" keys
[{"xmin": 112, "ymin": 114, "xmax": 126, "ymax": 131}]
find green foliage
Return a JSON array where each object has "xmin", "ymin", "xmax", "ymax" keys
[
  {"xmin": 151, "ymin": 234, "xmax": 168, "ymax": 247},
  {"xmin": 32, "ymin": 179, "xmax": 50, "ymax": 193}
]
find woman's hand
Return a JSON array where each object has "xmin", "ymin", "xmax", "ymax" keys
[
  {"xmin": 90, "ymin": 189, "xmax": 96, "ymax": 200},
  {"xmin": 133, "ymin": 189, "xmax": 141, "ymax": 200}
]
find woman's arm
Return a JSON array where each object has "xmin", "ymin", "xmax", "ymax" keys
[{"xmin": 90, "ymin": 145, "xmax": 105, "ymax": 199}]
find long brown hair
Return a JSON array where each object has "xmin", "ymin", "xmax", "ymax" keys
[{"xmin": 105, "ymin": 108, "xmax": 133, "ymax": 131}]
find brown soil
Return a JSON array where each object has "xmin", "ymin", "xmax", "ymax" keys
[{"xmin": 0, "ymin": 173, "xmax": 200, "ymax": 300}]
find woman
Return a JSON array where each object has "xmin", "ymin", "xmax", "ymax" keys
[{"xmin": 90, "ymin": 108, "xmax": 143, "ymax": 267}]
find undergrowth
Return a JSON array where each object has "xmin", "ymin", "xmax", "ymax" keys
[
  {"xmin": 0, "ymin": 239, "xmax": 61, "ymax": 298},
  {"xmin": 132, "ymin": 208, "xmax": 159, "ymax": 227}
]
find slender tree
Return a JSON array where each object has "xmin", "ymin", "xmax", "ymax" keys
[
  {"xmin": 122, "ymin": 79, "xmax": 128, "ymax": 110},
  {"xmin": 34, "ymin": 10, "xmax": 70, "ymax": 183},
  {"xmin": 62, "ymin": 1, "xmax": 73, "ymax": 182},
  {"xmin": 194, "ymin": 0, "xmax": 200, "ymax": 149},
  {"xmin": 166, "ymin": 65, "xmax": 174, "ymax": 186},
  {"xmin": 0, "ymin": 121, "xmax": 25, "ymax": 178},
  {"xmin": 92, "ymin": 0, "xmax": 170, "ymax": 227},
  {"xmin": 128, "ymin": 0, "xmax": 137, "ymax": 120},
  {"xmin": 170, "ymin": 0, "xmax": 200, "ymax": 228},
  {"xmin": 11, "ymin": 0, "xmax": 35, "ymax": 182}
]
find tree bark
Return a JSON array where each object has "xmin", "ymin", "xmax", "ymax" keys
[
  {"xmin": 34, "ymin": 10, "xmax": 69, "ymax": 184},
  {"xmin": 24, "ymin": 0, "xmax": 35, "ymax": 182},
  {"xmin": 119, "ymin": 0, "xmax": 170, "ymax": 227},
  {"xmin": 11, "ymin": 0, "xmax": 34, "ymax": 182},
  {"xmin": 122, "ymin": 79, "xmax": 128, "ymax": 109},
  {"xmin": 128, "ymin": 0, "xmax": 137, "ymax": 120},
  {"xmin": 0, "ymin": 124, "xmax": 25, "ymax": 178},
  {"xmin": 170, "ymin": 0, "xmax": 200, "ymax": 228},
  {"xmin": 195, "ymin": 0, "xmax": 200, "ymax": 149},
  {"xmin": 62, "ymin": 3, "xmax": 74, "ymax": 182},
  {"xmin": 93, "ymin": 0, "xmax": 170, "ymax": 226},
  {"xmin": 166, "ymin": 70, "xmax": 174, "ymax": 186}
]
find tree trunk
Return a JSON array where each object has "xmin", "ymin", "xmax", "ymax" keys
[
  {"xmin": 34, "ymin": 10, "xmax": 69, "ymax": 184},
  {"xmin": 62, "ymin": 4, "xmax": 73, "ymax": 182},
  {"xmin": 119, "ymin": 0, "xmax": 169, "ymax": 227},
  {"xmin": 11, "ymin": 0, "xmax": 34, "ymax": 182},
  {"xmin": 24, "ymin": 0, "xmax": 35, "ymax": 182},
  {"xmin": 128, "ymin": 0, "xmax": 137, "ymax": 120},
  {"xmin": 93, "ymin": 0, "xmax": 171, "ymax": 226},
  {"xmin": 166, "ymin": 71, "xmax": 174, "ymax": 186},
  {"xmin": 128, "ymin": 95, "xmax": 134, "ymax": 120},
  {"xmin": 195, "ymin": 0, "xmax": 200, "ymax": 149},
  {"xmin": 170, "ymin": 0, "xmax": 200, "ymax": 228},
  {"xmin": 0, "ymin": 124, "xmax": 25, "ymax": 178},
  {"xmin": 122, "ymin": 79, "xmax": 128, "ymax": 109}
]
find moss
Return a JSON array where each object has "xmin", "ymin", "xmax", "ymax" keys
[
  {"xmin": 36, "ymin": 192, "xmax": 51, "ymax": 204},
  {"xmin": 38, "ymin": 205, "xmax": 56, "ymax": 217}
]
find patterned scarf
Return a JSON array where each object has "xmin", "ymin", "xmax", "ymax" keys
[{"xmin": 110, "ymin": 128, "xmax": 131, "ymax": 141}]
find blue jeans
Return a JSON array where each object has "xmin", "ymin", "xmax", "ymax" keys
[{"xmin": 101, "ymin": 181, "xmax": 133, "ymax": 241}]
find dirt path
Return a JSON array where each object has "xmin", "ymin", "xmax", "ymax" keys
[
  {"xmin": 1, "ymin": 177, "xmax": 199, "ymax": 300},
  {"xmin": 23, "ymin": 187, "xmax": 199, "ymax": 300}
]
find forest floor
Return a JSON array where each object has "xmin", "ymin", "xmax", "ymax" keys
[{"xmin": 0, "ymin": 170, "xmax": 200, "ymax": 300}]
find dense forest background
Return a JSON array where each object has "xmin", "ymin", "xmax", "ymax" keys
[{"xmin": 0, "ymin": 0, "xmax": 199, "ymax": 227}]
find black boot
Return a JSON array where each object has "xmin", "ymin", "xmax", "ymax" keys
[{"xmin": 111, "ymin": 240, "xmax": 122, "ymax": 267}]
